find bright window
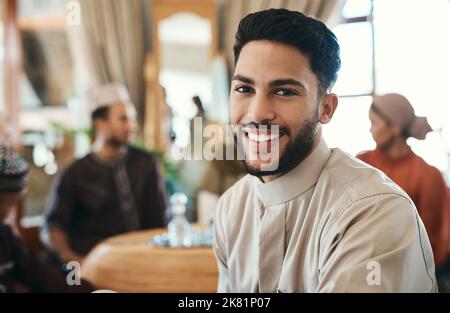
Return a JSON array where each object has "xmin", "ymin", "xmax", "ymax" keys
[
  {"xmin": 332, "ymin": 21, "xmax": 374, "ymax": 96},
  {"xmin": 324, "ymin": 0, "xmax": 450, "ymax": 175},
  {"xmin": 323, "ymin": 96, "xmax": 375, "ymax": 156}
]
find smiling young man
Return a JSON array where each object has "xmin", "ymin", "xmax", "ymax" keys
[{"xmin": 213, "ymin": 9, "xmax": 437, "ymax": 292}]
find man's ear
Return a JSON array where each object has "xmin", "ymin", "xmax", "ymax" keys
[
  {"xmin": 95, "ymin": 118, "xmax": 107, "ymax": 134},
  {"xmin": 319, "ymin": 93, "xmax": 338, "ymax": 124}
]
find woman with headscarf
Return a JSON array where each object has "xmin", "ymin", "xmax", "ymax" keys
[{"xmin": 357, "ymin": 93, "xmax": 450, "ymax": 270}]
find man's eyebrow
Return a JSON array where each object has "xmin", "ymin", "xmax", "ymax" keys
[
  {"xmin": 269, "ymin": 79, "xmax": 306, "ymax": 89},
  {"xmin": 231, "ymin": 76, "xmax": 306, "ymax": 90},
  {"xmin": 231, "ymin": 75, "xmax": 254, "ymax": 85}
]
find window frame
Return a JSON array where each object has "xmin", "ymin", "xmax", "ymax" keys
[{"xmin": 335, "ymin": 0, "xmax": 376, "ymax": 99}]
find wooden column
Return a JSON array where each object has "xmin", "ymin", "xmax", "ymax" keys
[
  {"xmin": 2, "ymin": 0, "xmax": 21, "ymax": 146},
  {"xmin": 144, "ymin": 0, "xmax": 217, "ymax": 150}
]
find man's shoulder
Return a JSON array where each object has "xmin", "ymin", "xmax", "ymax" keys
[
  {"xmin": 325, "ymin": 148, "xmax": 409, "ymax": 200},
  {"xmin": 322, "ymin": 148, "xmax": 416, "ymax": 222},
  {"xmin": 58, "ymin": 154, "xmax": 92, "ymax": 178},
  {"xmin": 216, "ymin": 174, "xmax": 255, "ymax": 214},
  {"xmin": 221, "ymin": 174, "xmax": 254, "ymax": 197},
  {"xmin": 128, "ymin": 146, "xmax": 159, "ymax": 164},
  {"xmin": 0, "ymin": 223, "xmax": 14, "ymax": 238}
]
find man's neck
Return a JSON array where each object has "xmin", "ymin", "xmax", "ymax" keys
[
  {"xmin": 261, "ymin": 135, "xmax": 321, "ymax": 183},
  {"xmin": 93, "ymin": 140, "xmax": 127, "ymax": 160}
]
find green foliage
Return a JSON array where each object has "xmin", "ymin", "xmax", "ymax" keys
[
  {"xmin": 51, "ymin": 122, "xmax": 93, "ymax": 139},
  {"xmin": 132, "ymin": 138, "xmax": 180, "ymax": 183}
]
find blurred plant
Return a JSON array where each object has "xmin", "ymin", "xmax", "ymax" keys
[
  {"xmin": 132, "ymin": 138, "xmax": 180, "ymax": 185},
  {"xmin": 51, "ymin": 122, "xmax": 93, "ymax": 139}
]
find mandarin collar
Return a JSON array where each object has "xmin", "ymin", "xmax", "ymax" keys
[{"xmin": 253, "ymin": 138, "xmax": 331, "ymax": 207}]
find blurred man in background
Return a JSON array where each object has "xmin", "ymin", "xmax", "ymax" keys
[{"xmin": 41, "ymin": 83, "xmax": 168, "ymax": 263}]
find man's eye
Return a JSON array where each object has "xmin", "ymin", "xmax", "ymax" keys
[
  {"xmin": 275, "ymin": 89, "xmax": 296, "ymax": 96},
  {"xmin": 235, "ymin": 86, "xmax": 253, "ymax": 93}
]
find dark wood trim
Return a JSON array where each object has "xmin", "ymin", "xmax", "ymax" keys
[
  {"xmin": 338, "ymin": 0, "xmax": 376, "ymax": 98},
  {"xmin": 370, "ymin": 0, "xmax": 377, "ymax": 94},
  {"xmin": 3, "ymin": 0, "xmax": 21, "ymax": 146},
  {"xmin": 341, "ymin": 15, "xmax": 371, "ymax": 24}
]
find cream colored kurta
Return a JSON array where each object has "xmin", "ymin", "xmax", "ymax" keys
[{"xmin": 213, "ymin": 139, "xmax": 437, "ymax": 292}]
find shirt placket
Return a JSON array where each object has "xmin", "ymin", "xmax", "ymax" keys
[{"xmin": 258, "ymin": 203, "xmax": 286, "ymax": 292}]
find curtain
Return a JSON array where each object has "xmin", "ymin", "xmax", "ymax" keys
[
  {"xmin": 21, "ymin": 31, "xmax": 51, "ymax": 107},
  {"xmin": 219, "ymin": 0, "xmax": 346, "ymax": 70},
  {"xmin": 69, "ymin": 0, "xmax": 147, "ymax": 126}
]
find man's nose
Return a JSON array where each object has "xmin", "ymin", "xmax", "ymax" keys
[{"xmin": 246, "ymin": 94, "xmax": 275, "ymax": 123}]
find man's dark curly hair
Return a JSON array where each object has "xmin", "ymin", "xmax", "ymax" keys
[{"xmin": 233, "ymin": 8, "xmax": 341, "ymax": 97}]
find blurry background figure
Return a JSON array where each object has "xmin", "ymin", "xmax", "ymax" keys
[
  {"xmin": 195, "ymin": 142, "xmax": 245, "ymax": 224},
  {"xmin": 40, "ymin": 83, "xmax": 168, "ymax": 264},
  {"xmin": 357, "ymin": 94, "xmax": 450, "ymax": 285},
  {"xmin": 189, "ymin": 95, "xmax": 207, "ymax": 149},
  {"xmin": 161, "ymin": 86, "xmax": 176, "ymax": 153},
  {"xmin": 192, "ymin": 95, "xmax": 206, "ymax": 119},
  {"xmin": 0, "ymin": 144, "xmax": 93, "ymax": 293},
  {"xmin": 187, "ymin": 96, "xmax": 245, "ymax": 223}
]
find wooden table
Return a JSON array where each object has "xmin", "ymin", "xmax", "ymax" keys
[{"xmin": 81, "ymin": 228, "xmax": 218, "ymax": 292}]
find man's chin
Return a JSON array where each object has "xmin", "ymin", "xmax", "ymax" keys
[
  {"xmin": 241, "ymin": 159, "xmax": 282, "ymax": 177},
  {"xmin": 241, "ymin": 139, "xmax": 315, "ymax": 178},
  {"xmin": 109, "ymin": 137, "xmax": 130, "ymax": 147}
]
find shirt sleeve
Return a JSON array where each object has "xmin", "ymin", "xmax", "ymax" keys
[
  {"xmin": 317, "ymin": 193, "xmax": 437, "ymax": 293},
  {"xmin": 43, "ymin": 168, "xmax": 76, "ymax": 232},
  {"xmin": 417, "ymin": 167, "xmax": 449, "ymax": 267},
  {"xmin": 141, "ymin": 156, "xmax": 168, "ymax": 228},
  {"xmin": 212, "ymin": 195, "xmax": 229, "ymax": 293}
]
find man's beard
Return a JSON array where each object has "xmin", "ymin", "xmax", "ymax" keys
[
  {"xmin": 106, "ymin": 135, "xmax": 128, "ymax": 148},
  {"xmin": 234, "ymin": 114, "xmax": 319, "ymax": 178}
]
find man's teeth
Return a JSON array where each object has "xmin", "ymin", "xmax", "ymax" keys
[{"xmin": 247, "ymin": 133, "xmax": 280, "ymax": 142}]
